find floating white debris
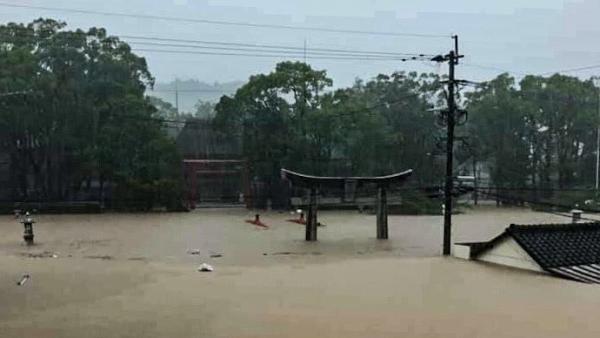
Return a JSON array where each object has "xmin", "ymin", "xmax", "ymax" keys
[
  {"xmin": 198, "ymin": 263, "xmax": 214, "ymax": 272},
  {"xmin": 17, "ymin": 274, "xmax": 30, "ymax": 286}
]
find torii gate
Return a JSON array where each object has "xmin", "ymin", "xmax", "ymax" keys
[{"xmin": 281, "ymin": 168, "xmax": 413, "ymax": 241}]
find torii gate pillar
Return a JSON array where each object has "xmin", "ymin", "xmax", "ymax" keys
[
  {"xmin": 305, "ymin": 187, "xmax": 318, "ymax": 241},
  {"xmin": 376, "ymin": 186, "xmax": 388, "ymax": 239}
]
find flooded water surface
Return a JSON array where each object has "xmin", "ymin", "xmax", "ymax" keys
[
  {"xmin": 1, "ymin": 206, "xmax": 599, "ymax": 337},
  {"xmin": 0, "ymin": 206, "xmax": 579, "ymax": 265}
]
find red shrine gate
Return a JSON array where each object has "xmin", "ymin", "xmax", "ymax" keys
[{"xmin": 183, "ymin": 159, "xmax": 249, "ymax": 209}]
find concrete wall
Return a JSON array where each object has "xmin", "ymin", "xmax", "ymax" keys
[
  {"xmin": 452, "ymin": 244, "xmax": 473, "ymax": 260},
  {"xmin": 478, "ymin": 237, "xmax": 543, "ymax": 272}
]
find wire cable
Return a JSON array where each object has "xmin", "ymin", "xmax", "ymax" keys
[
  {"xmin": 0, "ymin": 32, "xmax": 438, "ymax": 59},
  {"xmin": 131, "ymin": 47, "xmax": 433, "ymax": 62},
  {"xmin": 461, "ymin": 63, "xmax": 527, "ymax": 77},
  {"xmin": 127, "ymin": 42, "xmax": 427, "ymax": 60},
  {"xmin": 121, "ymin": 35, "xmax": 434, "ymax": 57},
  {"xmin": 539, "ymin": 63, "xmax": 600, "ymax": 76},
  {"xmin": 0, "ymin": 2, "xmax": 450, "ymax": 38}
]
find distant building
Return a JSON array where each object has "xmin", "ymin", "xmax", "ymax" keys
[
  {"xmin": 176, "ymin": 118, "xmax": 241, "ymax": 159},
  {"xmin": 176, "ymin": 118, "xmax": 248, "ymax": 207},
  {"xmin": 454, "ymin": 222, "xmax": 600, "ymax": 283}
]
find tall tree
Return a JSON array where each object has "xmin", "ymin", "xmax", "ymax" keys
[
  {"xmin": 467, "ymin": 74, "xmax": 531, "ymax": 194},
  {"xmin": 214, "ymin": 61, "xmax": 333, "ymax": 179},
  {"xmin": 467, "ymin": 73, "xmax": 599, "ymax": 205},
  {"xmin": 0, "ymin": 19, "xmax": 182, "ymax": 209}
]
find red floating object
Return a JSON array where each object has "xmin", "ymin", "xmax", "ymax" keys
[{"xmin": 246, "ymin": 214, "xmax": 269, "ymax": 228}]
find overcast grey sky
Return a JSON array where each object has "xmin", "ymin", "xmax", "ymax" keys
[{"xmin": 1, "ymin": 0, "xmax": 599, "ymax": 87}]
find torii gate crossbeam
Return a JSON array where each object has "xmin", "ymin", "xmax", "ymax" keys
[{"xmin": 281, "ymin": 168, "xmax": 413, "ymax": 241}]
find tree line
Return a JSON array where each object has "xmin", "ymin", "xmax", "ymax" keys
[
  {"xmin": 2, "ymin": 19, "xmax": 599, "ymax": 210},
  {"xmin": 0, "ymin": 19, "xmax": 182, "ymax": 210},
  {"xmin": 466, "ymin": 73, "xmax": 599, "ymax": 207},
  {"xmin": 214, "ymin": 63, "xmax": 600, "ymax": 208}
]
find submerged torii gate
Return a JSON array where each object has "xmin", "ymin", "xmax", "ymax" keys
[{"xmin": 281, "ymin": 168, "xmax": 413, "ymax": 241}]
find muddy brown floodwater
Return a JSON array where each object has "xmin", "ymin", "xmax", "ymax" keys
[{"xmin": 1, "ymin": 206, "xmax": 600, "ymax": 337}]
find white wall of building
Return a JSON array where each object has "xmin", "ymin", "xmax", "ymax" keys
[
  {"xmin": 478, "ymin": 237, "xmax": 543, "ymax": 272},
  {"xmin": 452, "ymin": 244, "xmax": 473, "ymax": 260}
]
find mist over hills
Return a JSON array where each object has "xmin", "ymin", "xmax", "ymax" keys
[{"xmin": 147, "ymin": 79, "xmax": 243, "ymax": 114}]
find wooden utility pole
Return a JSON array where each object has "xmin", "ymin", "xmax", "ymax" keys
[
  {"xmin": 595, "ymin": 77, "xmax": 600, "ymax": 191},
  {"xmin": 443, "ymin": 50, "xmax": 456, "ymax": 255},
  {"xmin": 433, "ymin": 35, "xmax": 463, "ymax": 256}
]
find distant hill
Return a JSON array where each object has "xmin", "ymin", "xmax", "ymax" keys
[{"xmin": 147, "ymin": 80, "xmax": 243, "ymax": 114}]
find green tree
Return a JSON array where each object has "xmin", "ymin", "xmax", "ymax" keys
[
  {"xmin": 148, "ymin": 96, "xmax": 178, "ymax": 119},
  {"xmin": 214, "ymin": 61, "xmax": 333, "ymax": 179},
  {"xmin": 467, "ymin": 74, "xmax": 531, "ymax": 198},
  {"xmin": 327, "ymin": 72, "xmax": 442, "ymax": 182},
  {"xmin": 466, "ymin": 73, "xmax": 598, "ymax": 206},
  {"xmin": 520, "ymin": 74, "xmax": 597, "ymax": 189},
  {"xmin": 0, "ymin": 19, "xmax": 182, "ymax": 209},
  {"xmin": 194, "ymin": 100, "xmax": 216, "ymax": 118}
]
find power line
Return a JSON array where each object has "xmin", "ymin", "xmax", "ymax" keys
[
  {"xmin": 461, "ymin": 63, "xmax": 527, "ymax": 77},
  {"xmin": 121, "ymin": 35, "xmax": 434, "ymax": 57},
  {"xmin": 463, "ymin": 62, "xmax": 600, "ymax": 78},
  {"xmin": 456, "ymin": 79, "xmax": 485, "ymax": 87},
  {"xmin": 0, "ymin": 32, "xmax": 441, "ymax": 62},
  {"xmin": 149, "ymin": 89, "xmax": 227, "ymax": 93},
  {"xmin": 127, "ymin": 41, "xmax": 429, "ymax": 60},
  {"xmin": 131, "ymin": 48, "xmax": 434, "ymax": 62},
  {"xmin": 0, "ymin": 32, "xmax": 438, "ymax": 59},
  {"xmin": 539, "ymin": 63, "xmax": 600, "ymax": 76},
  {"xmin": 0, "ymin": 2, "xmax": 449, "ymax": 38}
]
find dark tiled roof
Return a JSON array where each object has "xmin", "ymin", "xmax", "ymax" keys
[
  {"xmin": 468, "ymin": 222, "xmax": 600, "ymax": 283},
  {"xmin": 549, "ymin": 265, "xmax": 600, "ymax": 283},
  {"xmin": 507, "ymin": 222, "xmax": 600, "ymax": 269}
]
